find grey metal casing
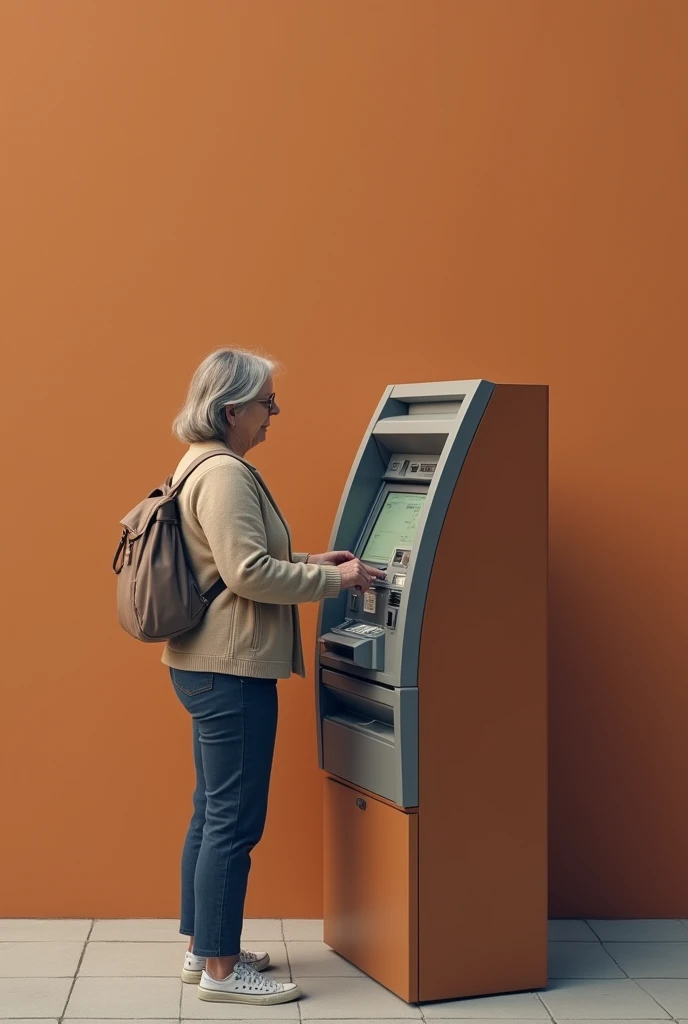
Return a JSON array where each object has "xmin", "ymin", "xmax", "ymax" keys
[
  {"xmin": 319, "ymin": 669, "xmax": 418, "ymax": 807},
  {"xmin": 315, "ymin": 379, "xmax": 496, "ymax": 807},
  {"xmin": 316, "ymin": 379, "xmax": 495, "ymax": 687}
]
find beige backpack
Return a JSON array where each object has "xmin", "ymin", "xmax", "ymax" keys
[{"xmin": 113, "ymin": 451, "xmax": 231, "ymax": 642}]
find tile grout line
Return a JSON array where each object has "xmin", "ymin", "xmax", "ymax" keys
[
  {"xmin": 281, "ymin": 918, "xmax": 304, "ymax": 1024},
  {"xmin": 584, "ymin": 918, "xmax": 605, "ymax": 943},
  {"xmin": 633, "ymin": 974, "xmax": 687, "ymax": 1020},
  {"xmin": 57, "ymin": 919, "xmax": 94, "ymax": 1024},
  {"xmin": 598, "ymin": 939, "xmax": 630, "ymax": 979},
  {"xmin": 535, "ymin": 986, "xmax": 557, "ymax": 1022}
]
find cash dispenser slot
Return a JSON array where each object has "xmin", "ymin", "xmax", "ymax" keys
[{"xmin": 320, "ymin": 669, "xmax": 418, "ymax": 807}]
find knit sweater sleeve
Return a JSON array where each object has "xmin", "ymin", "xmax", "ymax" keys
[{"xmin": 188, "ymin": 462, "xmax": 341, "ymax": 604}]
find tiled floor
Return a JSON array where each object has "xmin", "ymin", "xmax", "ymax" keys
[{"xmin": 3, "ymin": 919, "xmax": 688, "ymax": 1022}]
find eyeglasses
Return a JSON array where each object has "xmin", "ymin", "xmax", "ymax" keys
[
  {"xmin": 225, "ymin": 393, "xmax": 276, "ymax": 415},
  {"xmin": 256, "ymin": 392, "xmax": 276, "ymax": 414}
]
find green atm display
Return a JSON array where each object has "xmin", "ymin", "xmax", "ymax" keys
[{"xmin": 361, "ymin": 492, "xmax": 427, "ymax": 564}]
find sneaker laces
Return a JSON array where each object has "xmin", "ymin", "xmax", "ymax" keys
[{"xmin": 233, "ymin": 961, "xmax": 283, "ymax": 992}]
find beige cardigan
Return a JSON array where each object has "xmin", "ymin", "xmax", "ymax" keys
[{"xmin": 161, "ymin": 441, "xmax": 341, "ymax": 679}]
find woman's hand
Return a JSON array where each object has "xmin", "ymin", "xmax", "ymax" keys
[
  {"xmin": 338, "ymin": 559, "xmax": 387, "ymax": 592},
  {"xmin": 307, "ymin": 550, "xmax": 355, "ymax": 566}
]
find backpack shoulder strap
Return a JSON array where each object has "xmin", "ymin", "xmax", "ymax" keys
[
  {"xmin": 167, "ymin": 449, "xmax": 237, "ymax": 606},
  {"xmin": 168, "ymin": 449, "xmax": 242, "ymax": 495}
]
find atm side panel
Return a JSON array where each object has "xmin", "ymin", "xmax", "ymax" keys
[{"xmin": 417, "ymin": 384, "xmax": 549, "ymax": 1001}]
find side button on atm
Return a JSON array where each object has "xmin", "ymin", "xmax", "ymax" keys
[{"xmin": 386, "ymin": 608, "xmax": 398, "ymax": 629}]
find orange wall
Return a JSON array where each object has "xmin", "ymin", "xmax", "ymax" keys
[{"xmin": 1, "ymin": 0, "xmax": 687, "ymax": 918}]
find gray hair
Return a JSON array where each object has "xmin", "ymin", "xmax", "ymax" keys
[{"xmin": 172, "ymin": 348, "xmax": 276, "ymax": 444}]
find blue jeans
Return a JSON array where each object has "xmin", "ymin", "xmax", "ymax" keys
[{"xmin": 170, "ymin": 669, "xmax": 278, "ymax": 957}]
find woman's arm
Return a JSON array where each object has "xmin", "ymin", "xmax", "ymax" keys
[{"xmin": 189, "ymin": 462, "xmax": 341, "ymax": 604}]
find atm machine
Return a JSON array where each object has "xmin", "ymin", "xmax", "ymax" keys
[{"xmin": 315, "ymin": 380, "xmax": 548, "ymax": 1004}]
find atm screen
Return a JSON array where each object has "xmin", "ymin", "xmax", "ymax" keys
[{"xmin": 361, "ymin": 491, "xmax": 427, "ymax": 564}]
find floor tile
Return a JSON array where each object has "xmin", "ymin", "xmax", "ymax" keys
[
  {"xmin": 0, "ymin": 920, "xmax": 91, "ymax": 942},
  {"xmin": 0, "ymin": 941, "xmax": 84, "ymax": 977},
  {"xmin": 548, "ymin": 941, "xmax": 626, "ymax": 979},
  {"xmin": 539, "ymin": 978, "xmax": 670, "ymax": 1018},
  {"xmin": 285, "ymin": 941, "xmax": 364, "ymax": 977},
  {"xmin": 64, "ymin": 976, "xmax": 182, "ymax": 1018},
  {"xmin": 298, "ymin": 975, "xmax": 422, "ymax": 1018},
  {"xmin": 605, "ymin": 942, "xmax": 688, "ymax": 978},
  {"xmin": 282, "ymin": 919, "xmax": 324, "ymax": 941},
  {"xmin": 78, "ymin": 941, "xmax": 188, "ymax": 977},
  {"xmin": 637, "ymin": 980, "xmax": 688, "ymax": 1017},
  {"xmin": 422, "ymin": 993, "xmax": 549, "ymax": 1018},
  {"xmin": 240, "ymin": 919, "xmax": 284, "ymax": 942},
  {"xmin": 1, "ymin": 1020, "xmax": 62, "ymax": 1024},
  {"xmin": 0, "ymin": 977, "xmax": 72, "ymax": 1017},
  {"xmin": 181, "ymin": 981, "xmax": 299, "ymax": 1019},
  {"xmin": 549, "ymin": 920, "xmax": 599, "ymax": 942},
  {"xmin": 588, "ymin": 920, "xmax": 688, "ymax": 942},
  {"xmin": 90, "ymin": 920, "xmax": 183, "ymax": 943}
]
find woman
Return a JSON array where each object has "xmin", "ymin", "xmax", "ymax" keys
[{"xmin": 163, "ymin": 348, "xmax": 384, "ymax": 1007}]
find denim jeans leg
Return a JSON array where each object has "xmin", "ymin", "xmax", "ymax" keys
[
  {"xmin": 179, "ymin": 717, "xmax": 205, "ymax": 937},
  {"xmin": 171, "ymin": 669, "xmax": 278, "ymax": 958}
]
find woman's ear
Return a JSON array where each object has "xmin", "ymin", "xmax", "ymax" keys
[{"xmin": 225, "ymin": 404, "xmax": 235, "ymax": 425}]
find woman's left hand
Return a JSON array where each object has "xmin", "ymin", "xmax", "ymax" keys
[{"xmin": 307, "ymin": 550, "xmax": 355, "ymax": 566}]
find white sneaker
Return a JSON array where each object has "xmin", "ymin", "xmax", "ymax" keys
[
  {"xmin": 198, "ymin": 961, "xmax": 301, "ymax": 1004},
  {"xmin": 181, "ymin": 948, "xmax": 270, "ymax": 983}
]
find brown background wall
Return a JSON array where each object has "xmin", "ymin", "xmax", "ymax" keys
[{"xmin": 1, "ymin": 0, "xmax": 686, "ymax": 918}]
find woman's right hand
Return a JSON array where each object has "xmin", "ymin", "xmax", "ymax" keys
[{"xmin": 338, "ymin": 558, "xmax": 387, "ymax": 592}]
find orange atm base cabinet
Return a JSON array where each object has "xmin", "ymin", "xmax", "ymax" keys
[
  {"xmin": 323, "ymin": 776, "xmax": 548, "ymax": 1005},
  {"xmin": 323, "ymin": 777, "xmax": 419, "ymax": 1003}
]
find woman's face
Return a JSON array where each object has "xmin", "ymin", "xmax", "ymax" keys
[{"xmin": 225, "ymin": 376, "xmax": 280, "ymax": 455}]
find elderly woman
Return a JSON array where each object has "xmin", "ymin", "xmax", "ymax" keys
[{"xmin": 163, "ymin": 349, "xmax": 384, "ymax": 1007}]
